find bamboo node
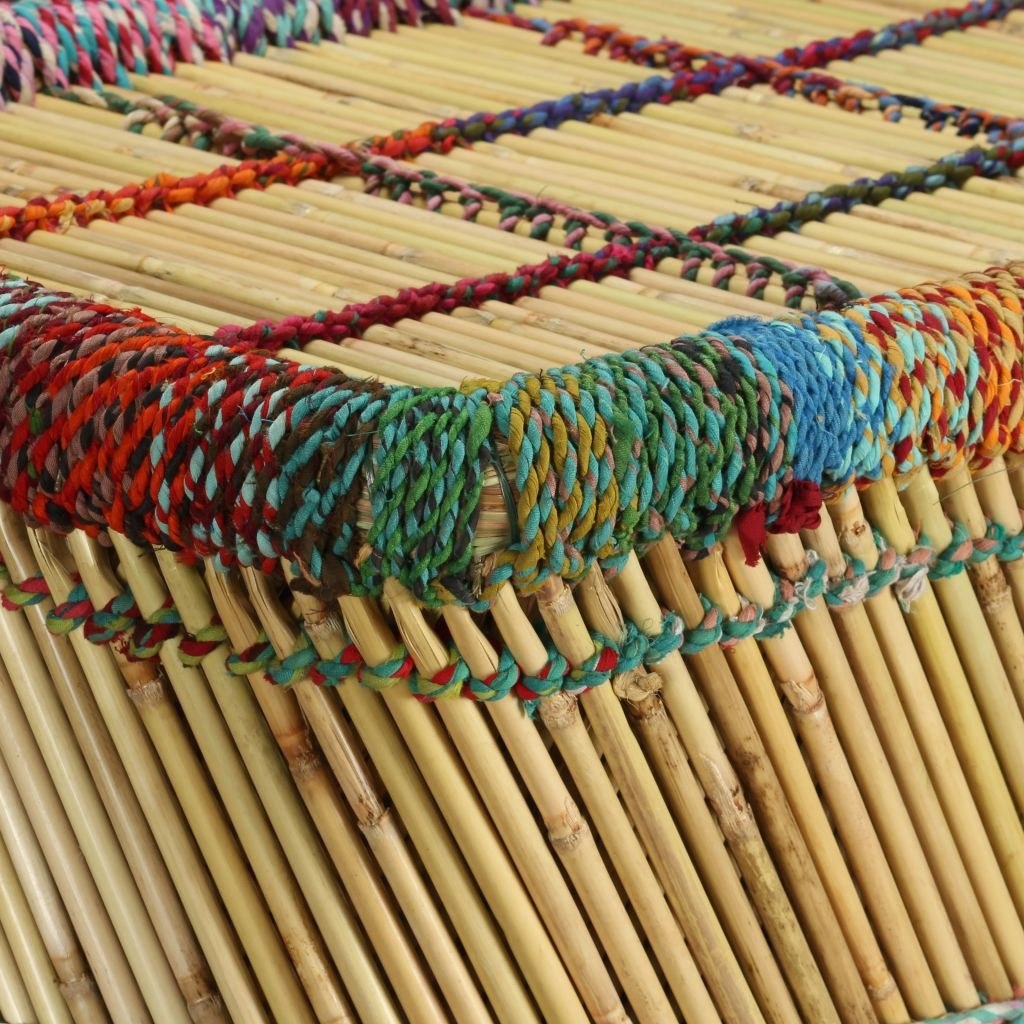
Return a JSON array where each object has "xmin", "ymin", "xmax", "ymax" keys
[
  {"xmin": 537, "ymin": 692, "xmax": 580, "ymax": 731},
  {"xmin": 611, "ymin": 668, "xmax": 662, "ymax": 704}
]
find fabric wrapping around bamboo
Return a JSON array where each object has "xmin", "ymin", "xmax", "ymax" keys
[{"xmin": 0, "ymin": 263, "xmax": 1021, "ymax": 613}]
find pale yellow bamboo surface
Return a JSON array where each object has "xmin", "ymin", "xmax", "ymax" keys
[{"xmin": 0, "ymin": 3, "xmax": 1023, "ymax": 1024}]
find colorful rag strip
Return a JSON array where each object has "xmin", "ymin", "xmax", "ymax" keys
[
  {"xmin": 0, "ymin": 0, "xmax": 524, "ymax": 103},
  {"xmin": 0, "ymin": 264, "xmax": 1022, "ymax": 609},
  {"xmin": 482, "ymin": 11, "xmax": 1024, "ymax": 142},
  {"xmin": 6, "ymin": 511, "xmax": 1019, "ymax": 702},
  {"xmin": 922, "ymin": 998, "xmax": 1024, "ymax": 1022}
]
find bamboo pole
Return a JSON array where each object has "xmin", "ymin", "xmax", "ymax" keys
[
  {"xmin": 392, "ymin": 588, "xmax": 678, "ymax": 1024},
  {"xmin": 799, "ymin": 509, "xmax": 1015, "ymax": 1000},
  {"xmin": 63, "ymin": 532, "xmax": 327, "ymax": 1024},
  {"xmin": 287, "ymin": 584, "xmax": 541, "ymax": 1024},
  {"xmin": 0, "ymin": 513, "xmax": 224, "ymax": 1023},
  {"xmin": 0, "ymin": 903, "xmax": 35, "ymax": 1024},
  {"xmin": 720, "ymin": 531, "xmax": 945, "ymax": 1019},
  {"xmin": 22, "ymin": 525, "xmax": 271, "ymax": 1024},
  {"xmin": 860, "ymin": 478, "xmax": 1024, "ymax": 925},
  {"xmin": 0, "ymin": 575, "xmax": 181, "ymax": 1022},
  {"xmin": 640, "ymin": 539, "xmax": 887, "ymax": 1022},
  {"xmin": 573, "ymin": 561, "xmax": 837, "ymax": 1024},
  {"xmin": 898, "ymin": 468, "xmax": 1024, "ymax": 812},
  {"xmin": 0, "ymin": 671, "xmax": 124, "ymax": 1024},
  {"xmin": 828, "ymin": 485, "xmax": 1024, "ymax": 989},
  {"xmin": 524, "ymin": 575, "xmax": 767, "ymax": 1024},
  {"xmin": 0, "ymin": 825, "xmax": 74, "ymax": 1024},
  {"xmin": 339, "ymin": 592, "xmax": 588, "ymax": 1024}
]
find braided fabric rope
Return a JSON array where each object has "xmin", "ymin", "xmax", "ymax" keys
[
  {"xmin": 922, "ymin": 998, "xmax": 1024, "ymax": 1022},
  {"xmin": 6, "ymin": 512, "xmax": 1021, "ymax": 702},
  {"xmin": 1, "ymin": 263, "xmax": 1023, "ymax": 607},
  {"xmin": 52, "ymin": 84, "xmax": 859, "ymax": 311},
  {"xmin": 0, "ymin": 0, "xmax": 1008, "ymax": 109},
  {"xmin": 523, "ymin": 16, "xmax": 1024, "ymax": 142},
  {"xmin": 0, "ymin": 0, "xmax": 527, "ymax": 105}
]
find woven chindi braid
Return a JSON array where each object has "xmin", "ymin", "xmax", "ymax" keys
[
  {"xmin": 2, "ymin": 264, "xmax": 1023, "ymax": 612},
  {"xmin": 0, "ymin": 0, "xmax": 526, "ymax": 104}
]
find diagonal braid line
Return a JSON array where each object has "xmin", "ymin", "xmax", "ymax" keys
[
  {"xmin": 1, "ymin": 263, "xmax": 1024, "ymax": 608},
  {"xmin": 51, "ymin": 83, "xmax": 860, "ymax": 309}
]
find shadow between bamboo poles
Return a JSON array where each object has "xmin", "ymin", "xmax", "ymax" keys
[
  {"xmin": 441, "ymin": 603, "xmax": 698, "ymax": 1024},
  {"xmin": 211, "ymin": 562, "xmax": 449, "ymax": 1024},
  {"xmin": 683, "ymin": 545, "xmax": 904, "ymax": 1015},
  {"xmin": 0, "ymin": 560, "xmax": 184, "ymax": 1022},
  {"xmin": 0, "ymin": 823, "xmax": 72, "ymax": 1024},
  {"xmin": 0, "ymin": 896, "xmax": 34, "ymax": 1024},
  {"xmin": 0, "ymin": 513, "xmax": 225, "ymax": 1024},
  {"xmin": 337, "ymin": 592, "xmax": 587, "ymax": 1024},
  {"xmin": 580, "ymin": 557, "xmax": 845, "ymax": 1023},
  {"xmin": 525, "ymin": 576, "xmax": 766, "ymax": 1024},
  {"xmin": 0, "ymin": 665, "xmax": 126, "ymax": 1023},
  {"xmin": 718, "ymin": 530, "xmax": 946, "ymax": 1020},
  {"xmin": 795, "ymin": 512, "xmax": 1015, "ymax": 1001},
  {"xmin": 640, "ymin": 539, "xmax": 891, "ymax": 1023},
  {"xmin": 63, "ymin": 532, "xmax": 336, "ymax": 1024},
  {"xmin": 22, "ymin": 528, "xmax": 271, "ymax": 1024},
  {"xmin": 762, "ymin": 530, "xmax": 980, "ymax": 1009},
  {"xmin": 934, "ymin": 462, "xmax": 1024, "ymax": 710},
  {"xmin": 119, "ymin": 545, "xmax": 396, "ymax": 1024},
  {"xmin": 377, "ymin": 578, "xmax": 629, "ymax": 1024},
  {"xmin": 828, "ymin": 485, "xmax": 1024, "ymax": 989},
  {"xmin": 45, "ymin": 527, "xmax": 312, "ymax": 1024},
  {"xmin": 974, "ymin": 456, "xmax": 1024, "ymax": 639},
  {"xmin": 377, "ymin": 587, "xmax": 673, "ymax": 1024},
  {"xmin": 240, "ymin": 569, "xmax": 493, "ymax": 1024},
  {"xmin": 285, "ymin": 591, "xmax": 541, "ymax": 1024},
  {"xmin": 570, "ymin": 563, "xmax": 827, "ymax": 1024},
  {"xmin": 898, "ymin": 468, "xmax": 1024, "ymax": 813}
]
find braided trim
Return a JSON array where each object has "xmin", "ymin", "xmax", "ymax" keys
[
  {"xmin": 3, "ymin": 264, "xmax": 1024, "ymax": 604},
  {"xmin": 474, "ymin": 9, "xmax": 1024, "ymax": 144},
  {"xmin": 54, "ymin": 86, "xmax": 856, "ymax": 312},
  {"xmin": 918, "ymin": 996, "xmax": 1024, "ymax": 1022},
  {"xmin": 0, "ymin": 508, "xmax": 1015, "ymax": 700}
]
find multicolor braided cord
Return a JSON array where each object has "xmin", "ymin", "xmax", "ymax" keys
[{"xmin": 1, "ymin": 262, "xmax": 1022, "ymax": 610}]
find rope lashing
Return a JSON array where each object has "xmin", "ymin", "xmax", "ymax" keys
[
  {"xmin": 4, "ymin": 511, "xmax": 1019, "ymax": 702},
  {"xmin": 2, "ymin": 266, "xmax": 1023, "ymax": 605}
]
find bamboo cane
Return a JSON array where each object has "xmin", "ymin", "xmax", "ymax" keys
[
  {"xmin": 110, "ymin": 536, "xmax": 396, "ymax": 1024},
  {"xmin": 523, "ymin": 575, "xmax": 767, "ymax": 1024},
  {"xmin": 0, "ymin": 825, "xmax": 74, "ymax": 1024},
  {"xmin": 573, "ymin": 561, "xmax": 838, "ymax": 1024},
  {"xmin": 0, "ymin": 566, "xmax": 187, "ymax": 1022},
  {"xmin": 484, "ymin": 587, "xmax": 721, "ymax": 1024},
  {"xmin": 390, "ymin": 587, "xmax": 679, "ymax": 1024},
  {"xmin": 640, "ymin": 539, "xmax": 889, "ymax": 1022},
  {"xmin": 338, "ymin": 592, "xmax": 589, "ymax": 1024},
  {"xmin": 828, "ymin": 484, "xmax": 1024, "ymax": 989},
  {"xmin": 860, "ymin": 478, "xmax": 1024, "ymax": 925},
  {"xmin": 762, "ymin": 530, "xmax": 980, "ymax": 1008},
  {"xmin": 797, "ymin": 510, "xmax": 1015, "ymax": 1000},
  {"xmin": 285, "ymin": 586, "xmax": 542, "ymax": 1024},
  {"xmin": 0, "ymin": 668, "xmax": 132, "ymax": 1023},
  {"xmin": 0, "ymin": 513, "xmax": 224, "ymax": 1023},
  {"xmin": 63, "ymin": 532, "xmax": 333, "ymax": 1024},
  {"xmin": 0, "ymin": 901, "xmax": 35, "ymax": 1024},
  {"xmin": 720, "ymin": 531, "xmax": 947, "ymax": 1018},
  {"xmin": 21, "ymin": 525, "xmax": 269, "ymax": 1024},
  {"xmin": 45, "ymin": 527, "xmax": 313, "ymax": 1024},
  {"xmin": 898, "ymin": 468, "xmax": 1024, "ymax": 811}
]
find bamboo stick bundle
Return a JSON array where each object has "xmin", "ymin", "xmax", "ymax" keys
[{"xmin": 0, "ymin": 3, "xmax": 1022, "ymax": 1024}]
